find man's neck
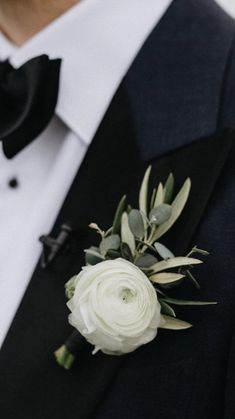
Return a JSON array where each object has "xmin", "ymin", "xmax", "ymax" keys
[{"xmin": 0, "ymin": 0, "xmax": 80, "ymax": 46}]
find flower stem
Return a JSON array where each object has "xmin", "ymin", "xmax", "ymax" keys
[
  {"xmin": 54, "ymin": 330, "xmax": 87, "ymax": 370},
  {"xmin": 54, "ymin": 345, "xmax": 75, "ymax": 370}
]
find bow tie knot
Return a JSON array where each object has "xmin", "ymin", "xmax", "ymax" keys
[{"xmin": 0, "ymin": 55, "xmax": 61, "ymax": 158}]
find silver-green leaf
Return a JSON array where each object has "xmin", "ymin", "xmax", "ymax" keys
[
  {"xmin": 150, "ymin": 272, "xmax": 185, "ymax": 284},
  {"xmin": 136, "ymin": 254, "xmax": 159, "ymax": 268},
  {"xmin": 100, "ymin": 234, "xmax": 120, "ymax": 256},
  {"xmin": 121, "ymin": 212, "xmax": 136, "ymax": 256},
  {"xmin": 112, "ymin": 195, "xmax": 126, "ymax": 234},
  {"xmin": 153, "ymin": 182, "xmax": 164, "ymax": 208},
  {"xmin": 150, "ymin": 257, "xmax": 202, "ymax": 273},
  {"xmin": 150, "ymin": 188, "xmax": 157, "ymax": 210},
  {"xmin": 153, "ymin": 178, "xmax": 191, "ymax": 241},
  {"xmin": 161, "ymin": 297, "xmax": 217, "ymax": 306},
  {"xmin": 84, "ymin": 247, "xmax": 105, "ymax": 265},
  {"xmin": 149, "ymin": 204, "xmax": 172, "ymax": 225},
  {"xmin": 128, "ymin": 209, "xmax": 145, "ymax": 239},
  {"xmin": 139, "ymin": 166, "xmax": 151, "ymax": 216},
  {"xmin": 159, "ymin": 300, "xmax": 176, "ymax": 317},
  {"xmin": 160, "ymin": 315, "xmax": 192, "ymax": 330},
  {"xmin": 154, "ymin": 242, "xmax": 175, "ymax": 259},
  {"xmin": 163, "ymin": 173, "xmax": 174, "ymax": 204}
]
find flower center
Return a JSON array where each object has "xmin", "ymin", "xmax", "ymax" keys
[{"xmin": 120, "ymin": 288, "xmax": 135, "ymax": 304}]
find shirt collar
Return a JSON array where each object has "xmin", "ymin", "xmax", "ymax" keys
[{"xmin": 0, "ymin": 0, "xmax": 173, "ymax": 145}]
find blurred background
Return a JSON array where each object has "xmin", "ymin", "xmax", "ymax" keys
[{"xmin": 216, "ymin": 0, "xmax": 235, "ymax": 17}]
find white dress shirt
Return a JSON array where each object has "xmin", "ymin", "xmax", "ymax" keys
[{"xmin": 0, "ymin": 0, "xmax": 173, "ymax": 348}]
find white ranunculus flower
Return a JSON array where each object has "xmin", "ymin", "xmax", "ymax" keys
[{"xmin": 67, "ymin": 258, "xmax": 162, "ymax": 355}]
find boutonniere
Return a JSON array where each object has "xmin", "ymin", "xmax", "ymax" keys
[{"xmin": 55, "ymin": 167, "xmax": 216, "ymax": 369}]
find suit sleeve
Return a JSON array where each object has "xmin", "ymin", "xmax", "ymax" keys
[
  {"xmin": 218, "ymin": 36, "xmax": 235, "ymax": 419},
  {"xmin": 224, "ymin": 322, "xmax": 235, "ymax": 418},
  {"xmin": 218, "ymin": 36, "xmax": 235, "ymax": 130}
]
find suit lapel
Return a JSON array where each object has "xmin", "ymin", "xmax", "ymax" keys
[
  {"xmin": 149, "ymin": 128, "xmax": 235, "ymax": 256},
  {"xmin": 0, "ymin": 84, "xmax": 144, "ymax": 419}
]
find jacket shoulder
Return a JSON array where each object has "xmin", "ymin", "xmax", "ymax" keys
[{"xmin": 124, "ymin": 0, "xmax": 235, "ymax": 160}]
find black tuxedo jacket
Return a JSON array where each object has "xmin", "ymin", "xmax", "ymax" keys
[{"xmin": 1, "ymin": 1, "xmax": 235, "ymax": 418}]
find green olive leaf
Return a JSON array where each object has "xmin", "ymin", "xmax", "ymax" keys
[
  {"xmin": 159, "ymin": 300, "xmax": 176, "ymax": 317},
  {"xmin": 153, "ymin": 178, "xmax": 191, "ymax": 241},
  {"xmin": 150, "ymin": 272, "xmax": 185, "ymax": 284},
  {"xmin": 112, "ymin": 195, "xmax": 127, "ymax": 234},
  {"xmin": 139, "ymin": 166, "xmax": 151, "ymax": 216},
  {"xmin": 150, "ymin": 256, "xmax": 202, "ymax": 273},
  {"xmin": 160, "ymin": 315, "xmax": 193, "ymax": 330},
  {"xmin": 161, "ymin": 297, "xmax": 217, "ymax": 306},
  {"xmin": 153, "ymin": 182, "xmax": 164, "ymax": 208},
  {"xmin": 163, "ymin": 173, "xmax": 174, "ymax": 204},
  {"xmin": 150, "ymin": 188, "xmax": 157, "ymax": 210},
  {"xmin": 121, "ymin": 212, "xmax": 136, "ymax": 256}
]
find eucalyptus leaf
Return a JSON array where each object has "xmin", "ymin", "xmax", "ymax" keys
[
  {"xmin": 150, "ymin": 188, "xmax": 157, "ymax": 210},
  {"xmin": 150, "ymin": 257, "xmax": 202, "ymax": 273},
  {"xmin": 154, "ymin": 182, "xmax": 164, "ymax": 208},
  {"xmin": 152, "ymin": 178, "xmax": 191, "ymax": 241},
  {"xmin": 100, "ymin": 234, "xmax": 120, "ymax": 256},
  {"xmin": 163, "ymin": 173, "xmax": 174, "ymax": 204},
  {"xmin": 149, "ymin": 204, "xmax": 172, "ymax": 225},
  {"xmin": 161, "ymin": 297, "xmax": 217, "ymax": 306},
  {"xmin": 136, "ymin": 254, "xmax": 158, "ymax": 268},
  {"xmin": 121, "ymin": 243, "xmax": 133, "ymax": 262},
  {"xmin": 159, "ymin": 300, "xmax": 176, "ymax": 317},
  {"xmin": 139, "ymin": 166, "xmax": 151, "ymax": 216},
  {"xmin": 85, "ymin": 247, "xmax": 105, "ymax": 265},
  {"xmin": 121, "ymin": 212, "xmax": 135, "ymax": 256},
  {"xmin": 160, "ymin": 315, "xmax": 192, "ymax": 330},
  {"xmin": 154, "ymin": 242, "xmax": 175, "ymax": 259},
  {"xmin": 106, "ymin": 249, "xmax": 121, "ymax": 259},
  {"xmin": 112, "ymin": 195, "xmax": 126, "ymax": 234},
  {"xmin": 149, "ymin": 272, "xmax": 185, "ymax": 284},
  {"xmin": 128, "ymin": 209, "xmax": 145, "ymax": 239}
]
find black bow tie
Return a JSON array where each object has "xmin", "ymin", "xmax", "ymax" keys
[{"xmin": 0, "ymin": 54, "xmax": 61, "ymax": 159}]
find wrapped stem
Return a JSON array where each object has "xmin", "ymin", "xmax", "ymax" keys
[{"xmin": 54, "ymin": 330, "xmax": 86, "ymax": 370}]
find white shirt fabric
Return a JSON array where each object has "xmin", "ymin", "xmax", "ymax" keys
[{"xmin": 0, "ymin": 0, "xmax": 173, "ymax": 348}]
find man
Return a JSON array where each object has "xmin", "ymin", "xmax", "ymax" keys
[{"xmin": 0, "ymin": 0, "xmax": 235, "ymax": 418}]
